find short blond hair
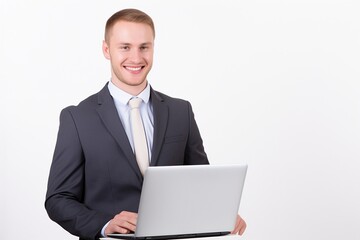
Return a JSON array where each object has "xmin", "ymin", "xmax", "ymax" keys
[{"xmin": 105, "ymin": 8, "xmax": 155, "ymax": 42}]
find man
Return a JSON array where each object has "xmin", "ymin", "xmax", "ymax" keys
[{"xmin": 45, "ymin": 8, "xmax": 246, "ymax": 240}]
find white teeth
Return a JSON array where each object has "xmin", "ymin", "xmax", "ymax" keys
[{"xmin": 126, "ymin": 66, "xmax": 141, "ymax": 71}]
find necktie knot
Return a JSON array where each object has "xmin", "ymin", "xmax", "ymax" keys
[{"xmin": 129, "ymin": 98, "xmax": 142, "ymax": 109}]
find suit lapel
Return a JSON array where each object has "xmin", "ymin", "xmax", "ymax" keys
[
  {"xmin": 150, "ymin": 89, "xmax": 168, "ymax": 166},
  {"xmin": 95, "ymin": 84, "xmax": 142, "ymax": 179}
]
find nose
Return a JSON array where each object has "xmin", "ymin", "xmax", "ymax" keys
[{"xmin": 128, "ymin": 49, "xmax": 142, "ymax": 63}]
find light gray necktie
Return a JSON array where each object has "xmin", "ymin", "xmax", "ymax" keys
[{"xmin": 129, "ymin": 98, "xmax": 149, "ymax": 176}]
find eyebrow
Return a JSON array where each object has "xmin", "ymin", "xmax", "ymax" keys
[{"xmin": 118, "ymin": 42, "xmax": 153, "ymax": 46}]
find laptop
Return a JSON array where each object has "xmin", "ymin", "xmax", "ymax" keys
[{"xmin": 108, "ymin": 164, "xmax": 247, "ymax": 240}]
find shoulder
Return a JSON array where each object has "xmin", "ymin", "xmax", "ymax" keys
[
  {"xmin": 60, "ymin": 84, "xmax": 109, "ymax": 115},
  {"xmin": 151, "ymin": 88, "xmax": 191, "ymax": 107}
]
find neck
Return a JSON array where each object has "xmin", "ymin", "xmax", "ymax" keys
[{"xmin": 111, "ymin": 79, "xmax": 147, "ymax": 96}]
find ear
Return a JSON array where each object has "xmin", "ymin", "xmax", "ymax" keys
[{"xmin": 102, "ymin": 40, "xmax": 110, "ymax": 60}]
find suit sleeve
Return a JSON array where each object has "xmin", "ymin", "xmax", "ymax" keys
[
  {"xmin": 45, "ymin": 108, "xmax": 109, "ymax": 240},
  {"xmin": 184, "ymin": 102, "xmax": 209, "ymax": 165}
]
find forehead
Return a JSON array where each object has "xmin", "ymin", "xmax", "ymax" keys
[{"xmin": 108, "ymin": 21, "xmax": 154, "ymax": 43}]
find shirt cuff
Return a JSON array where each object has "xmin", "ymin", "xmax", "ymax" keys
[{"xmin": 101, "ymin": 221, "xmax": 110, "ymax": 237}]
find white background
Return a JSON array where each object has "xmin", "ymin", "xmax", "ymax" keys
[{"xmin": 1, "ymin": 0, "xmax": 360, "ymax": 239}]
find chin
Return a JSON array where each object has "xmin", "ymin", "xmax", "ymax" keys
[{"xmin": 128, "ymin": 79, "xmax": 146, "ymax": 86}]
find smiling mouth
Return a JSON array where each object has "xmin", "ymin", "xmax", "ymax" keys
[{"xmin": 124, "ymin": 66, "xmax": 144, "ymax": 72}]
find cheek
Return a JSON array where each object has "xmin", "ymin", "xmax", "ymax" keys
[
  {"xmin": 111, "ymin": 54, "xmax": 127, "ymax": 66},
  {"xmin": 144, "ymin": 54, "xmax": 153, "ymax": 64},
  {"xmin": 143, "ymin": 50, "xmax": 153, "ymax": 59}
]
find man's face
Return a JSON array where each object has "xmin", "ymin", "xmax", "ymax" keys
[{"xmin": 103, "ymin": 21, "xmax": 154, "ymax": 94}]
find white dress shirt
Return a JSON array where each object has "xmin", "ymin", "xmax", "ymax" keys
[{"xmin": 108, "ymin": 80, "xmax": 154, "ymax": 161}]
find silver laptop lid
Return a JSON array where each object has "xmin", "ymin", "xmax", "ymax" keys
[{"xmin": 135, "ymin": 164, "xmax": 248, "ymax": 238}]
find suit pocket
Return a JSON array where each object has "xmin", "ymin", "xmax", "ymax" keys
[{"xmin": 164, "ymin": 135, "xmax": 186, "ymax": 144}]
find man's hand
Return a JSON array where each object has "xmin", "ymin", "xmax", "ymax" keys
[
  {"xmin": 105, "ymin": 211, "xmax": 138, "ymax": 236},
  {"xmin": 231, "ymin": 214, "xmax": 246, "ymax": 235}
]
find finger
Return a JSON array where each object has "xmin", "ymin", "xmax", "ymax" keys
[
  {"xmin": 239, "ymin": 224, "xmax": 246, "ymax": 235},
  {"xmin": 237, "ymin": 218, "xmax": 247, "ymax": 235},
  {"xmin": 105, "ymin": 222, "xmax": 130, "ymax": 236},
  {"xmin": 111, "ymin": 218, "xmax": 136, "ymax": 232},
  {"xmin": 232, "ymin": 215, "xmax": 247, "ymax": 235},
  {"xmin": 231, "ymin": 215, "xmax": 241, "ymax": 234},
  {"xmin": 114, "ymin": 225, "xmax": 131, "ymax": 234},
  {"xmin": 116, "ymin": 211, "xmax": 138, "ymax": 226},
  {"xmin": 231, "ymin": 226, "xmax": 240, "ymax": 234},
  {"xmin": 119, "ymin": 219, "xmax": 137, "ymax": 232},
  {"xmin": 106, "ymin": 220, "xmax": 135, "ymax": 234},
  {"xmin": 105, "ymin": 211, "xmax": 138, "ymax": 236}
]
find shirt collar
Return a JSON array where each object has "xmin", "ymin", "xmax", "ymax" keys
[{"xmin": 108, "ymin": 80, "xmax": 151, "ymax": 105}]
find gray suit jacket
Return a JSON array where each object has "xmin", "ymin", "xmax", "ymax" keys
[{"xmin": 45, "ymin": 84, "xmax": 209, "ymax": 240}]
